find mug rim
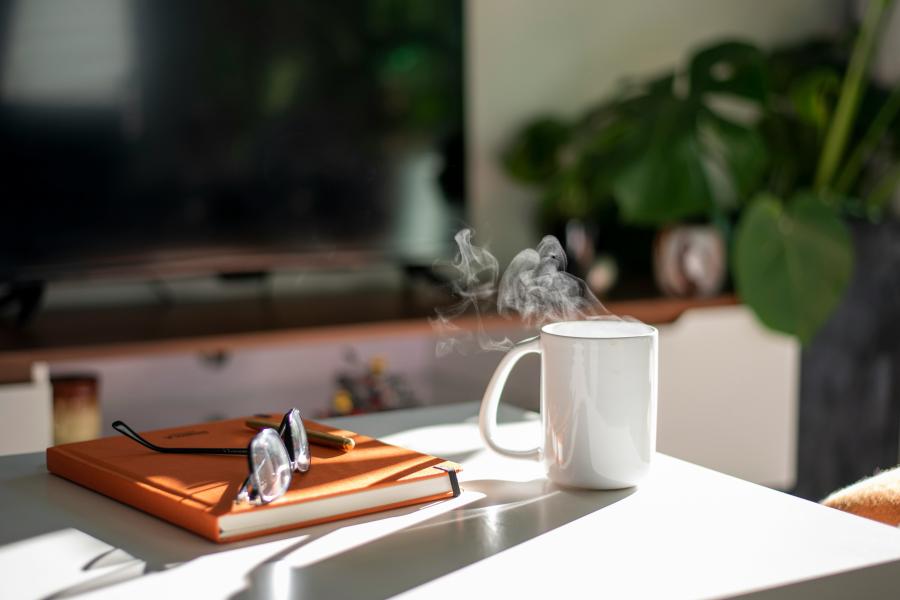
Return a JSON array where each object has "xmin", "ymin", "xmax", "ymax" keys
[{"xmin": 541, "ymin": 319, "xmax": 657, "ymax": 339}]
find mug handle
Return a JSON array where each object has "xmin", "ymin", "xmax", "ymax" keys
[{"xmin": 479, "ymin": 336, "xmax": 541, "ymax": 459}]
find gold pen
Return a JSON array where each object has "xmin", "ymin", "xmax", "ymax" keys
[{"xmin": 245, "ymin": 417, "xmax": 356, "ymax": 452}]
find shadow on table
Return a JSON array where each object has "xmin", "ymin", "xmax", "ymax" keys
[
  {"xmin": 3, "ymin": 470, "xmax": 234, "ymax": 569},
  {"xmin": 3, "ymin": 449, "xmax": 482, "ymax": 596},
  {"xmin": 4, "ymin": 450, "xmax": 486, "ymax": 571},
  {"xmin": 7, "ymin": 445, "xmax": 630, "ymax": 599},
  {"xmin": 230, "ymin": 477, "xmax": 635, "ymax": 600}
]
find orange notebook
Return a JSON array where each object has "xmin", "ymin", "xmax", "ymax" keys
[{"xmin": 46, "ymin": 415, "xmax": 461, "ymax": 543}]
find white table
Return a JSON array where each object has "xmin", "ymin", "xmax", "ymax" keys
[{"xmin": 3, "ymin": 402, "xmax": 900, "ymax": 599}]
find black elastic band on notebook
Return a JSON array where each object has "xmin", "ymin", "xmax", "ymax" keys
[
  {"xmin": 447, "ymin": 470, "xmax": 461, "ymax": 497},
  {"xmin": 433, "ymin": 464, "xmax": 461, "ymax": 497}
]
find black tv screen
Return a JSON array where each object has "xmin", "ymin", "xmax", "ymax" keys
[{"xmin": 0, "ymin": 0, "xmax": 464, "ymax": 281}]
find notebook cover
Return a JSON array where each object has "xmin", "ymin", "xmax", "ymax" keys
[{"xmin": 46, "ymin": 415, "xmax": 460, "ymax": 543}]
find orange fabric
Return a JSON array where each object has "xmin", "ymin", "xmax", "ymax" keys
[
  {"xmin": 822, "ymin": 466, "xmax": 900, "ymax": 527},
  {"xmin": 46, "ymin": 415, "xmax": 458, "ymax": 542}
]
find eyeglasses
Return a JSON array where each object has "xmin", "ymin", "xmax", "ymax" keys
[{"xmin": 112, "ymin": 408, "xmax": 310, "ymax": 505}]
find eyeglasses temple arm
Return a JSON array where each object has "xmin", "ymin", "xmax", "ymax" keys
[{"xmin": 111, "ymin": 421, "xmax": 248, "ymax": 455}]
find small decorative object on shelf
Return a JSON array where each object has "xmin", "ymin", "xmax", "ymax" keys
[
  {"xmin": 325, "ymin": 348, "xmax": 418, "ymax": 417},
  {"xmin": 51, "ymin": 374, "xmax": 100, "ymax": 445},
  {"xmin": 653, "ymin": 225, "xmax": 726, "ymax": 298},
  {"xmin": 586, "ymin": 254, "xmax": 619, "ymax": 297}
]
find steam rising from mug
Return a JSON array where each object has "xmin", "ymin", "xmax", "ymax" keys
[
  {"xmin": 498, "ymin": 235, "xmax": 599, "ymax": 323},
  {"xmin": 431, "ymin": 228, "xmax": 613, "ymax": 356}
]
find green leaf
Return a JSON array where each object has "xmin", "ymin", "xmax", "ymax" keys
[
  {"xmin": 577, "ymin": 115, "xmax": 641, "ymax": 199},
  {"xmin": 502, "ymin": 117, "xmax": 571, "ymax": 184},
  {"xmin": 788, "ymin": 68, "xmax": 840, "ymax": 133},
  {"xmin": 733, "ymin": 192, "xmax": 853, "ymax": 343},
  {"xmin": 814, "ymin": 0, "xmax": 895, "ymax": 191},
  {"xmin": 543, "ymin": 170, "xmax": 591, "ymax": 219},
  {"xmin": 700, "ymin": 112, "xmax": 767, "ymax": 201},
  {"xmin": 834, "ymin": 83, "xmax": 900, "ymax": 195},
  {"xmin": 689, "ymin": 41, "xmax": 768, "ymax": 103},
  {"xmin": 612, "ymin": 100, "xmax": 713, "ymax": 225}
]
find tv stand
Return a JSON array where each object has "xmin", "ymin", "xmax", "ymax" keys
[{"xmin": 0, "ymin": 291, "xmax": 737, "ymax": 377}]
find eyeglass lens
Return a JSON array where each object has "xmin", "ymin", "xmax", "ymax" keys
[
  {"xmin": 285, "ymin": 408, "xmax": 310, "ymax": 473},
  {"xmin": 249, "ymin": 428, "xmax": 293, "ymax": 504}
]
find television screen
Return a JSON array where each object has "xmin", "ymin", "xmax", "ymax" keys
[{"xmin": 0, "ymin": 0, "xmax": 464, "ymax": 281}]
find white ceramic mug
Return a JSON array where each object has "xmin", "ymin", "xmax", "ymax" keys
[{"xmin": 479, "ymin": 320, "xmax": 658, "ymax": 489}]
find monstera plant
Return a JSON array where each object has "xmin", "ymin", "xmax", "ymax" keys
[
  {"xmin": 503, "ymin": 0, "xmax": 900, "ymax": 343},
  {"xmin": 503, "ymin": 42, "xmax": 767, "ymax": 226}
]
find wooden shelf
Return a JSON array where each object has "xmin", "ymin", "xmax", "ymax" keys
[{"xmin": 0, "ymin": 292, "xmax": 737, "ymax": 375}]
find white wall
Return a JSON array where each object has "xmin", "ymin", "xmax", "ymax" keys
[
  {"xmin": 656, "ymin": 305, "xmax": 799, "ymax": 489},
  {"xmin": 467, "ymin": 0, "xmax": 847, "ymax": 264}
]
